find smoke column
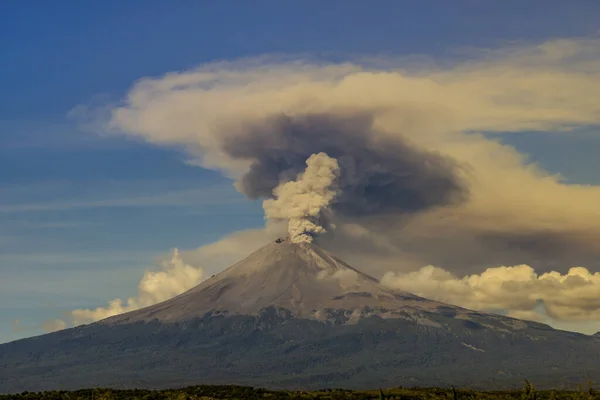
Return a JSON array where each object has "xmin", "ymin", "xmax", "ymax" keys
[{"xmin": 263, "ymin": 152, "xmax": 340, "ymax": 243}]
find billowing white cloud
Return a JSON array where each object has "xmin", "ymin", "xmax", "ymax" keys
[
  {"xmin": 382, "ymin": 264, "xmax": 600, "ymax": 324},
  {"xmin": 70, "ymin": 249, "xmax": 204, "ymax": 325}
]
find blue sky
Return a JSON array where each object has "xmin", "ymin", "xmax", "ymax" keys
[{"xmin": 2, "ymin": 1, "xmax": 600, "ymax": 343}]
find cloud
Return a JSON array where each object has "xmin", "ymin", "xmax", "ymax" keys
[
  {"xmin": 381, "ymin": 264, "xmax": 600, "ymax": 322},
  {"xmin": 70, "ymin": 249, "xmax": 204, "ymax": 325},
  {"xmin": 98, "ymin": 36, "xmax": 600, "ymax": 275},
  {"xmin": 109, "ymin": 38, "xmax": 600, "ymax": 146}
]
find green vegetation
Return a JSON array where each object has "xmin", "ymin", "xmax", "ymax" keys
[{"xmin": 1, "ymin": 381, "xmax": 599, "ymax": 400}]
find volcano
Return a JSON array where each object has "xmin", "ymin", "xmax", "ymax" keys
[
  {"xmin": 2, "ymin": 238, "xmax": 600, "ymax": 393},
  {"xmin": 103, "ymin": 238, "xmax": 444, "ymax": 325}
]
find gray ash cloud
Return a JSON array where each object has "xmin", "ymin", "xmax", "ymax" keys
[{"xmin": 219, "ymin": 112, "xmax": 469, "ymax": 218}]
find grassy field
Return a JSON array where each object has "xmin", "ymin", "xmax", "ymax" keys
[{"xmin": 1, "ymin": 381, "xmax": 599, "ymax": 400}]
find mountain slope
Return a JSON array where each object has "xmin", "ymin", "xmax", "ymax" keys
[{"xmin": 2, "ymin": 238, "xmax": 600, "ymax": 393}]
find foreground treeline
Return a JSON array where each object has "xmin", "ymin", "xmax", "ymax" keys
[{"xmin": 1, "ymin": 381, "xmax": 599, "ymax": 400}]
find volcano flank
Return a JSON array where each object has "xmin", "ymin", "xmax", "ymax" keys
[{"xmin": 2, "ymin": 238, "xmax": 600, "ymax": 393}]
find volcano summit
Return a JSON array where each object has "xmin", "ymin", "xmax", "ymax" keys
[{"xmin": 1, "ymin": 239, "xmax": 600, "ymax": 393}]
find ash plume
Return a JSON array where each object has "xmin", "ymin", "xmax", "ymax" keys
[
  {"xmin": 222, "ymin": 113, "xmax": 468, "ymax": 222},
  {"xmin": 263, "ymin": 152, "xmax": 340, "ymax": 243}
]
